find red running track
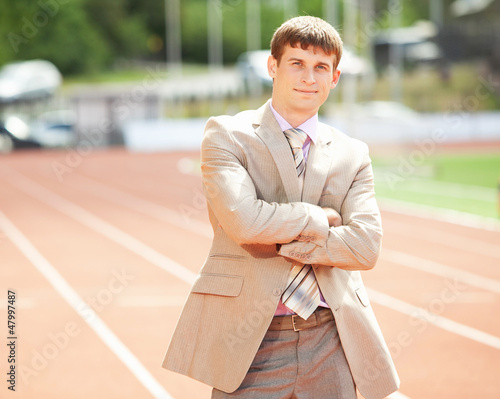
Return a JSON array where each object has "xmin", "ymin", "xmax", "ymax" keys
[{"xmin": 1, "ymin": 148, "xmax": 499, "ymax": 399}]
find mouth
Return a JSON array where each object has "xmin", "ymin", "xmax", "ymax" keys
[{"xmin": 295, "ymin": 89, "xmax": 317, "ymax": 95}]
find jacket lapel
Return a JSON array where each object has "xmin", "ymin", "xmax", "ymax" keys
[
  {"xmin": 302, "ymin": 124, "xmax": 334, "ymax": 206},
  {"xmin": 253, "ymin": 102, "xmax": 302, "ymax": 202}
]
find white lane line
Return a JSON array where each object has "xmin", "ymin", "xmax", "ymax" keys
[
  {"xmin": 387, "ymin": 392, "xmax": 412, "ymax": 399},
  {"xmin": 2, "ymin": 168, "xmax": 197, "ymax": 285},
  {"xmin": 5, "ymin": 168, "xmax": 499, "ymax": 388},
  {"xmin": 378, "ymin": 198, "xmax": 500, "ymax": 232},
  {"xmin": 0, "ymin": 211, "xmax": 173, "ymax": 399},
  {"xmin": 54, "ymin": 172, "xmax": 213, "ymax": 239},
  {"xmin": 368, "ymin": 288, "xmax": 500, "ymax": 350},
  {"xmin": 382, "ymin": 219, "xmax": 500, "ymax": 260},
  {"xmin": 382, "ymin": 249, "xmax": 500, "ymax": 295},
  {"xmin": 9, "ymin": 168, "xmax": 500, "ymax": 351}
]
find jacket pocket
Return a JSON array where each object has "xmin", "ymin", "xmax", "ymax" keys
[
  {"xmin": 191, "ymin": 273, "xmax": 244, "ymax": 297},
  {"xmin": 355, "ymin": 286, "xmax": 370, "ymax": 307}
]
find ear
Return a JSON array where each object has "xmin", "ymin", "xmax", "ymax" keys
[
  {"xmin": 330, "ymin": 68, "xmax": 341, "ymax": 89},
  {"xmin": 267, "ymin": 55, "xmax": 277, "ymax": 79}
]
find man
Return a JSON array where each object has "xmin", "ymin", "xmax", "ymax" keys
[{"xmin": 162, "ymin": 16, "xmax": 399, "ymax": 399}]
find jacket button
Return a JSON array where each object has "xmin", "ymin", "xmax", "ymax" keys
[{"xmin": 272, "ymin": 288, "xmax": 282, "ymax": 296}]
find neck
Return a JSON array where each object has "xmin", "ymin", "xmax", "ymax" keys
[{"xmin": 271, "ymin": 98, "xmax": 317, "ymax": 128}]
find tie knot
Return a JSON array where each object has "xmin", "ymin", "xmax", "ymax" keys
[{"xmin": 284, "ymin": 128, "xmax": 308, "ymax": 149}]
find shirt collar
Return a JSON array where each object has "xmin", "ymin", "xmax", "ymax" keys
[{"xmin": 269, "ymin": 101, "xmax": 318, "ymax": 145}]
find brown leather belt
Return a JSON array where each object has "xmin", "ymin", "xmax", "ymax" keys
[{"xmin": 268, "ymin": 308, "xmax": 334, "ymax": 332}]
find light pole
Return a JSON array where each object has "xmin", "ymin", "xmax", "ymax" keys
[
  {"xmin": 207, "ymin": 0, "xmax": 224, "ymax": 72},
  {"xmin": 342, "ymin": 0, "xmax": 358, "ymax": 105},
  {"xmin": 342, "ymin": 0, "xmax": 358, "ymax": 136},
  {"xmin": 389, "ymin": 0, "xmax": 403, "ymax": 102},
  {"xmin": 323, "ymin": 0, "xmax": 338, "ymax": 27},
  {"xmin": 430, "ymin": 0, "xmax": 444, "ymax": 29},
  {"xmin": 283, "ymin": 0, "xmax": 298, "ymax": 20},
  {"xmin": 246, "ymin": 0, "xmax": 261, "ymax": 52},
  {"xmin": 360, "ymin": 0, "xmax": 375, "ymax": 101},
  {"xmin": 165, "ymin": 0, "xmax": 182, "ymax": 77}
]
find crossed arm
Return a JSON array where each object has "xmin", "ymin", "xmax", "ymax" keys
[
  {"xmin": 277, "ymin": 147, "xmax": 383, "ymax": 271},
  {"xmin": 201, "ymin": 118, "xmax": 382, "ymax": 271}
]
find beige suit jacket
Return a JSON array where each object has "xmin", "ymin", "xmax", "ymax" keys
[{"xmin": 162, "ymin": 101, "xmax": 400, "ymax": 399}]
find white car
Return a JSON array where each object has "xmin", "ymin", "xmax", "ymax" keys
[{"xmin": 0, "ymin": 59, "xmax": 62, "ymax": 103}]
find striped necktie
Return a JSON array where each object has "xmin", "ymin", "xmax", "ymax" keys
[
  {"xmin": 283, "ymin": 128, "xmax": 308, "ymax": 179},
  {"xmin": 282, "ymin": 128, "xmax": 321, "ymax": 320}
]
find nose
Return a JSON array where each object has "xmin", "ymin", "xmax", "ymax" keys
[{"xmin": 301, "ymin": 67, "xmax": 316, "ymax": 85}]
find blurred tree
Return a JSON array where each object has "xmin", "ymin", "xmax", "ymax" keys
[
  {"xmin": 33, "ymin": 2, "xmax": 110, "ymax": 74},
  {"xmin": 0, "ymin": 0, "xmax": 36, "ymax": 67},
  {"xmin": 127, "ymin": 0, "xmax": 166, "ymax": 58},
  {"xmin": 181, "ymin": 0, "xmax": 208, "ymax": 63},
  {"xmin": 0, "ymin": 0, "xmax": 110, "ymax": 74},
  {"xmin": 0, "ymin": 0, "xmax": 151, "ymax": 75},
  {"xmin": 220, "ymin": 0, "xmax": 247, "ymax": 63},
  {"xmin": 83, "ymin": 0, "xmax": 149, "ymax": 60},
  {"xmin": 260, "ymin": 1, "xmax": 289, "ymax": 50},
  {"xmin": 0, "ymin": 0, "xmax": 452, "ymax": 75}
]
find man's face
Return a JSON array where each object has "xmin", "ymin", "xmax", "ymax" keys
[{"xmin": 268, "ymin": 44, "xmax": 341, "ymax": 124}]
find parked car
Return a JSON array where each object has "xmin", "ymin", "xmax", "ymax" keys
[
  {"xmin": 236, "ymin": 50, "xmax": 273, "ymax": 93},
  {"xmin": 0, "ymin": 60, "xmax": 62, "ymax": 103},
  {"xmin": 0, "ymin": 111, "xmax": 76, "ymax": 154},
  {"xmin": 29, "ymin": 110, "xmax": 76, "ymax": 148},
  {"xmin": 0, "ymin": 116, "xmax": 41, "ymax": 153}
]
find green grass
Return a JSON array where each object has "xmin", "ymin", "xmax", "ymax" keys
[
  {"xmin": 62, "ymin": 63, "xmax": 209, "ymax": 86},
  {"xmin": 63, "ymin": 68, "xmax": 163, "ymax": 85},
  {"xmin": 372, "ymin": 152, "xmax": 500, "ymax": 218},
  {"xmin": 430, "ymin": 154, "xmax": 500, "ymax": 188}
]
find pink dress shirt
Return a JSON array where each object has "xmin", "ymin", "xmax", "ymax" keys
[{"xmin": 269, "ymin": 102, "xmax": 330, "ymax": 316}]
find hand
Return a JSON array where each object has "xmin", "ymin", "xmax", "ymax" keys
[{"xmin": 322, "ymin": 207, "xmax": 342, "ymax": 227}]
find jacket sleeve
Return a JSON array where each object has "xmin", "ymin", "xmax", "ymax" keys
[
  {"xmin": 201, "ymin": 116, "xmax": 329, "ymax": 247},
  {"xmin": 277, "ymin": 144, "xmax": 382, "ymax": 270}
]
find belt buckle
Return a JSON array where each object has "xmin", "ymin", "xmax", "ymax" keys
[{"xmin": 292, "ymin": 314, "xmax": 303, "ymax": 332}]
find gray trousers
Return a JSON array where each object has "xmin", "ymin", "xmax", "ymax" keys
[{"xmin": 212, "ymin": 315, "xmax": 356, "ymax": 399}]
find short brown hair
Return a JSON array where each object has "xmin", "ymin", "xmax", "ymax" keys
[{"xmin": 270, "ymin": 16, "xmax": 343, "ymax": 69}]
